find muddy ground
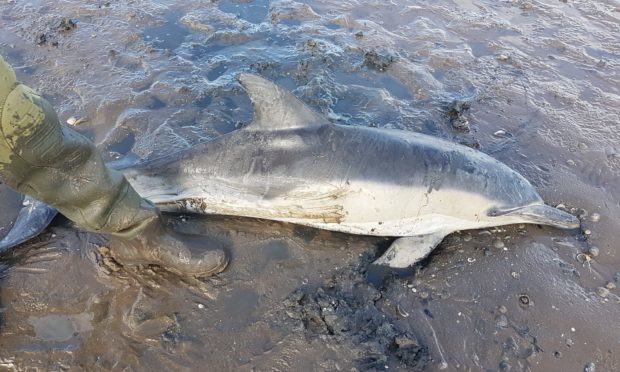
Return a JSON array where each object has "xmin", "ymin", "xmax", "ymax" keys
[{"xmin": 0, "ymin": 0, "xmax": 618, "ymax": 370}]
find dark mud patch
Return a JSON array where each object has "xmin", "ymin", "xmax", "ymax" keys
[
  {"xmin": 282, "ymin": 261, "xmax": 430, "ymax": 370},
  {"xmin": 363, "ymin": 49, "xmax": 396, "ymax": 72},
  {"xmin": 56, "ymin": 18, "xmax": 77, "ymax": 33},
  {"xmin": 34, "ymin": 17, "xmax": 78, "ymax": 47},
  {"xmin": 446, "ymin": 99, "xmax": 472, "ymax": 131}
]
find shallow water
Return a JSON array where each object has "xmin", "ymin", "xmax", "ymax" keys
[{"xmin": 0, "ymin": 0, "xmax": 619, "ymax": 370}]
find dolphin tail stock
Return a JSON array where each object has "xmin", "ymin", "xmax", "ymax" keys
[
  {"xmin": 491, "ymin": 204, "xmax": 580, "ymax": 229},
  {"xmin": 0, "ymin": 196, "xmax": 57, "ymax": 254}
]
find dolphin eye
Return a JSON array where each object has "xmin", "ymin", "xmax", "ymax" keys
[{"xmin": 487, "ymin": 207, "xmax": 501, "ymax": 217}]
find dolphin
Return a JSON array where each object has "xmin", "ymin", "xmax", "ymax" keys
[
  {"xmin": 121, "ymin": 73, "xmax": 579, "ymax": 267},
  {"xmin": 0, "ymin": 74, "xmax": 579, "ymax": 267}
]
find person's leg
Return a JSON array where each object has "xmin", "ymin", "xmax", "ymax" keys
[{"xmin": 0, "ymin": 55, "xmax": 227, "ymax": 276}]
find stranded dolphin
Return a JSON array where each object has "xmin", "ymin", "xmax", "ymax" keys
[
  {"xmin": 1, "ymin": 74, "xmax": 579, "ymax": 267},
  {"xmin": 121, "ymin": 73, "xmax": 579, "ymax": 267}
]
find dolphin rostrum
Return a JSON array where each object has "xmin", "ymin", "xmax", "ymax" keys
[{"xmin": 115, "ymin": 73, "xmax": 578, "ymax": 268}]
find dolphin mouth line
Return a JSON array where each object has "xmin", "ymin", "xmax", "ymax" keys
[
  {"xmin": 486, "ymin": 205, "xmax": 538, "ymax": 217},
  {"xmin": 487, "ymin": 204, "xmax": 580, "ymax": 230}
]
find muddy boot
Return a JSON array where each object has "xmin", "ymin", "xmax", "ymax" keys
[
  {"xmin": 0, "ymin": 55, "xmax": 228, "ymax": 277},
  {"xmin": 109, "ymin": 217, "xmax": 229, "ymax": 277}
]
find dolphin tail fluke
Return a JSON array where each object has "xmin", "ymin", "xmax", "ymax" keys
[
  {"xmin": 501, "ymin": 204, "xmax": 580, "ymax": 229},
  {"xmin": 0, "ymin": 197, "xmax": 57, "ymax": 254}
]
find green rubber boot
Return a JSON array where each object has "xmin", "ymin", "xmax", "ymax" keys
[{"xmin": 0, "ymin": 55, "xmax": 227, "ymax": 276}]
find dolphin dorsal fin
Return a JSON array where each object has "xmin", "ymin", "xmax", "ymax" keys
[{"xmin": 238, "ymin": 73, "xmax": 328, "ymax": 130}]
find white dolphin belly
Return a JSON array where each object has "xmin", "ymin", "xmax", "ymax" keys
[{"xmin": 140, "ymin": 178, "xmax": 509, "ymax": 237}]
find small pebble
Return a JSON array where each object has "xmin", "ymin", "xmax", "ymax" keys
[
  {"xmin": 498, "ymin": 360, "xmax": 511, "ymax": 372},
  {"xmin": 511, "ymin": 271, "xmax": 520, "ymax": 278},
  {"xmin": 462, "ymin": 234, "xmax": 472, "ymax": 242},
  {"xmin": 576, "ymin": 253, "xmax": 590, "ymax": 264},
  {"xmin": 588, "ymin": 246, "xmax": 599, "ymax": 257},
  {"xmin": 66, "ymin": 116, "xmax": 87, "ymax": 126},
  {"xmin": 496, "ymin": 314, "xmax": 508, "ymax": 328},
  {"xmin": 197, "ymin": 303, "xmax": 205, "ymax": 309},
  {"xmin": 494, "ymin": 130, "xmax": 507, "ymax": 137},
  {"xmin": 494, "ymin": 240, "xmax": 505, "ymax": 249},
  {"xmin": 578, "ymin": 142, "xmax": 588, "ymax": 150},
  {"xmin": 498, "ymin": 54, "xmax": 510, "ymax": 62},
  {"xmin": 590, "ymin": 213, "xmax": 600, "ymax": 222},
  {"xmin": 584, "ymin": 362, "xmax": 596, "ymax": 372},
  {"xmin": 583, "ymin": 229, "xmax": 592, "ymax": 236},
  {"xmin": 595, "ymin": 287, "xmax": 609, "ymax": 298},
  {"xmin": 566, "ymin": 338, "xmax": 574, "ymax": 347},
  {"xmin": 566, "ymin": 159, "xmax": 575, "ymax": 166},
  {"xmin": 498, "ymin": 305, "xmax": 508, "ymax": 314},
  {"xmin": 605, "ymin": 282, "xmax": 616, "ymax": 290},
  {"xmin": 519, "ymin": 295, "xmax": 530, "ymax": 305}
]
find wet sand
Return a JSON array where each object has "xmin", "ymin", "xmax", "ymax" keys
[{"xmin": 0, "ymin": 0, "xmax": 618, "ymax": 370}]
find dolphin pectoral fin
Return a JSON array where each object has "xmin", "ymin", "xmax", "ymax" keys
[{"xmin": 372, "ymin": 233, "xmax": 447, "ymax": 268}]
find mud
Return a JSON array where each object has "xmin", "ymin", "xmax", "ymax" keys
[
  {"xmin": 282, "ymin": 255, "xmax": 430, "ymax": 370},
  {"xmin": 0, "ymin": 0, "xmax": 619, "ymax": 370}
]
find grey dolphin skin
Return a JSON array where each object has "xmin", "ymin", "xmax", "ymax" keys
[{"xmin": 3, "ymin": 74, "xmax": 579, "ymax": 267}]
